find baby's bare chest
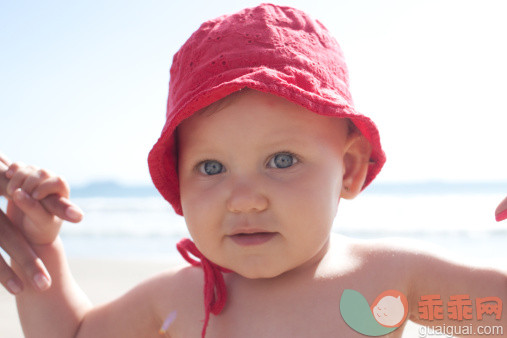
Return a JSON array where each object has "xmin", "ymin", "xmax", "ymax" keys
[
  {"xmin": 205, "ymin": 294, "xmax": 405, "ymax": 338},
  {"xmin": 200, "ymin": 281, "xmax": 405, "ymax": 338},
  {"xmin": 168, "ymin": 244, "xmax": 412, "ymax": 337}
]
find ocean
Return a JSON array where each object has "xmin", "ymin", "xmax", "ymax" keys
[
  {"xmin": 1, "ymin": 188, "xmax": 505, "ymax": 267},
  {"xmin": 49, "ymin": 192, "xmax": 507, "ymax": 268}
]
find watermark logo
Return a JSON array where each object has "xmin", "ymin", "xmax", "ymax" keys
[
  {"xmin": 418, "ymin": 294, "xmax": 502, "ymax": 321},
  {"xmin": 340, "ymin": 289, "xmax": 408, "ymax": 336},
  {"xmin": 417, "ymin": 294, "xmax": 503, "ymax": 337}
]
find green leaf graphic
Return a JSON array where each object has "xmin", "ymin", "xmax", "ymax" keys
[{"xmin": 340, "ymin": 289, "xmax": 397, "ymax": 336}]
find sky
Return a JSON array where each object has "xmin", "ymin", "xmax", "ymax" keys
[{"xmin": 1, "ymin": 0, "xmax": 506, "ymax": 187}]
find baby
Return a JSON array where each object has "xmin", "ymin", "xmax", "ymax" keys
[{"xmin": 0, "ymin": 4, "xmax": 505, "ymax": 338}]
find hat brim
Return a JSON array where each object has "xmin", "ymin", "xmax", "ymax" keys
[{"xmin": 148, "ymin": 71, "xmax": 385, "ymax": 216}]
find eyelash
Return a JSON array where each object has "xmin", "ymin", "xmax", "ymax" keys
[
  {"xmin": 196, "ymin": 160, "xmax": 224, "ymax": 176},
  {"xmin": 195, "ymin": 151, "xmax": 300, "ymax": 175},
  {"xmin": 266, "ymin": 151, "xmax": 299, "ymax": 169}
]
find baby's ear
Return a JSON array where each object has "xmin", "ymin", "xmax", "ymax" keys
[{"xmin": 340, "ymin": 133, "xmax": 371, "ymax": 200}]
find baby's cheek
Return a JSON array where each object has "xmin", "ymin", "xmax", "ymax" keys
[{"xmin": 181, "ymin": 184, "xmax": 219, "ymax": 214}]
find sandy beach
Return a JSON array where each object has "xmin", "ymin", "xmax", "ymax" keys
[{"xmin": 0, "ymin": 258, "xmax": 175, "ymax": 337}]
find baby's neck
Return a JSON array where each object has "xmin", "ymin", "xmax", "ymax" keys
[{"xmin": 227, "ymin": 235, "xmax": 342, "ymax": 290}]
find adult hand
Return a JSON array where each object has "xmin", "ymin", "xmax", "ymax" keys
[{"xmin": 0, "ymin": 154, "xmax": 83, "ymax": 294}]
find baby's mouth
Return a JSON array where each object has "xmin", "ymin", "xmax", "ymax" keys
[{"xmin": 229, "ymin": 232, "xmax": 277, "ymax": 246}]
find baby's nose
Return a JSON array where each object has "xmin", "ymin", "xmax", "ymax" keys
[{"xmin": 226, "ymin": 180, "xmax": 268, "ymax": 213}]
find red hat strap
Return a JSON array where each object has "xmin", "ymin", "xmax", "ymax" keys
[{"xmin": 176, "ymin": 238, "xmax": 231, "ymax": 337}]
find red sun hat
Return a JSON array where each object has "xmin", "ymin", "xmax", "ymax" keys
[{"xmin": 148, "ymin": 3, "xmax": 386, "ymax": 215}]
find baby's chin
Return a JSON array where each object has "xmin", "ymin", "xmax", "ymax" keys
[
  {"xmin": 228, "ymin": 263, "xmax": 289, "ymax": 280},
  {"xmin": 238, "ymin": 270, "xmax": 283, "ymax": 280}
]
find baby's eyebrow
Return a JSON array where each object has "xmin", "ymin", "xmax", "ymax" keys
[
  {"xmin": 181, "ymin": 149, "xmax": 223, "ymax": 164},
  {"xmin": 265, "ymin": 137, "xmax": 310, "ymax": 148}
]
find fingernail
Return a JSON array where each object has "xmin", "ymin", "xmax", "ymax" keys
[
  {"xmin": 34, "ymin": 273, "xmax": 51, "ymax": 291},
  {"xmin": 32, "ymin": 190, "xmax": 41, "ymax": 199},
  {"xmin": 66, "ymin": 205, "xmax": 83, "ymax": 221},
  {"xmin": 7, "ymin": 279, "xmax": 22, "ymax": 294},
  {"xmin": 496, "ymin": 210, "xmax": 507, "ymax": 222}
]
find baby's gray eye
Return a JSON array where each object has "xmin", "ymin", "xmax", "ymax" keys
[
  {"xmin": 268, "ymin": 153, "xmax": 297, "ymax": 169},
  {"xmin": 199, "ymin": 161, "xmax": 224, "ymax": 175}
]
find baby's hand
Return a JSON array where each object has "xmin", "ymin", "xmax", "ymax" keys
[
  {"xmin": 0, "ymin": 154, "xmax": 83, "ymax": 294},
  {"xmin": 2, "ymin": 160, "xmax": 82, "ymax": 244},
  {"xmin": 496, "ymin": 196, "xmax": 507, "ymax": 222}
]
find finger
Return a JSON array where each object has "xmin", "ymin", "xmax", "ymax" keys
[
  {"xmin": 495, "ymin": 196, "xmax": 507, "ymax": 222},
  {"xmin": 5, "ymin": 162, "xmax": 34, "ymax": 195},
  {"xmin": 12, "ymin": 189, "xmax": 57, "ymax": 236},
  {"xmin": 14, "ymin": 190, "xmax": 83, "ymax": 224},
  {"xmin": 0, "ymin": 210, "xmax": 51, "ymax": 291},
  {"xmin": 21, "ymin": 168, "xmax": 52, "ymax": 196},
  {"xmin": 4, "ymin": 161, "xmax": 26, "ymax": 179},
  {"xmin": 32, "ymin": 177, "xmax": 82, "ymax": 223},
  {"xmin": 0, "ymin": 168, "xmax": 8, "ymax": 197},
  {"xmin": 32, "ymin": 175, "xmax": 69, "ymax": 200},
  {"xmin": 2, "ymin": 178, "xmax": 82, "ymax": 223},
  {"xmin": 0, "ymin": 254, "xmax": 24, "ymax": 294},
  {"xmin": 0, "ymin": 157, "xmax": 11, "ymax": 196},
  {"xmin": 40, "ymin": 194, "xmax": 83, "ymax": 223},
  {"xmin": 1, "ymin": 164, "xmax": 82, "ymax": 223},
  {"xmin": 0, "ymin": 153, "xmax": 11, "ymax": 168}
]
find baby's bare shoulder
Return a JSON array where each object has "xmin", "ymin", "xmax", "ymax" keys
[
  {"xmin": 345, "ymin": 236, "xmax": 448, "ymax": 262},
  {"xmin": 143, "ymin": 263, "xmax": 204, "ymax": 313},
  {"xmin": 325, "ymin": 236, "xmax": 453, "ymax": 306},
  {"xmin": 141, "ymin": 264, "xmax": 206, "ymax": 335},
  {"xmin": 333, "ymin": 236, "xmax": 452, "ymax": 290},
  {"xmin": 74, "ymin": 263, "xmax": 205, "ymax": 338},
  {"xmin": 340, "ymin": 236, "xmax": 502, "ymax": 296}
]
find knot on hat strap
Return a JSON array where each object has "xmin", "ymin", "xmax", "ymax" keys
[{"xmin": 176, "ymin": 238, "xmax": 231, "ymax": 338}]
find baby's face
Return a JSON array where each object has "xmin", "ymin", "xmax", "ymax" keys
[{"xmin": 177, "ymin": 90, "xmax": 350, "ymax": 278}]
